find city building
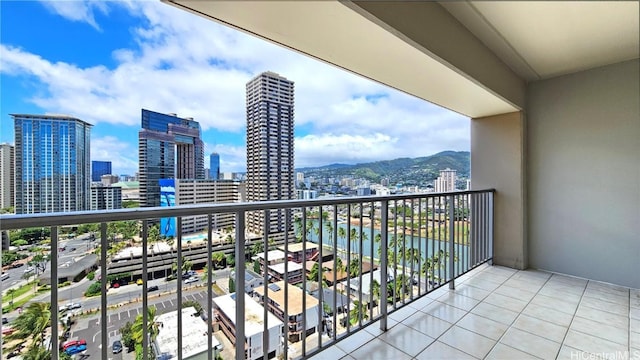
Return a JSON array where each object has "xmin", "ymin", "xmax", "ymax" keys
[
  {"xmin": 0, "ymin": 143, "xmax": 14, "ymax": 209},
  {"xmin": 296, "ymin": 189, "xmax": 318, "ymax": 200},
  {"xmin": 138, "ymin": 109, "xmax": 204, "ymax": 208},
  {"xmin": 11, "ymin": 114, "xmax": 91, "ymax": 214},
  {"xmin": 213, "ymin": 293, "xmax": 283, "ymax": 360},
  {"xmin": 267, "ymin": 261, "xmax": 304, "ymax": 284},
  {"xmin": 254, "ymin": 281, "xmax": 320, "ymax": 342},
  {"xmin": 252, "ymin": 249, "xmax": 286, "ymax": 268},
  {"xmin": 100, "ymin": 174, "xmax": 119, "ymax": 186},
  {"xmin": 154, "ymin": 307, "xmax": 221, "ymax": 359},
  {"xmin": 159, "ymin": 179, "xmax": 244, "ymax": 237},
  {"xmin": 91, "ymin": 160, "xmax": 111, "ymax": 182},
  {"xmin": 111, "ymin": 181, "xmax": 139, "ymax": 203},
  {"xmin": 246, "ymin": 72, "xmax": 295, "ymax": 238},
  {"xmin": 356, "ymin": 186, "xmax": 371, "ymax": 196},
  {"xmin": 277, "ymin": 242, "xmax": 319, "ymax": 263},
  {"xmin": 90, "ymin": 184, "xmax": 122, "ymax": 210},
  {"xmin": 296, "ymin": 172, "xmax": 304, "ymax": 188},
  {"xmin": 209, "ymin": 152, "xmax": 220, "ymax": 180},
  {"xmin": 434, "ymin": 168, "xmax": 457, "ymax": 193}
]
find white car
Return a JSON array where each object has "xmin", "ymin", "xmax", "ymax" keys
[
  {"xmin": 184, "ymin": 277, "xmax": 199, "ymax": 284},
  {"xmin": 23, "ymin": 267, "xmax": 35, "ymax": 274},
  {"xmin": 67, "ymin": 303, "xmax": 82, "ymax": 310}
]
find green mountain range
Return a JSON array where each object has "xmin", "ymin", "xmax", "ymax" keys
[{"xmin": 298, "ymin": 150, "xmax": 470, "ymax": 186}]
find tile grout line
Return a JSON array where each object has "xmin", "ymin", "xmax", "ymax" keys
[{"xmin": 478, "ymin": 269, "xmax": 558, "ymax": 360}]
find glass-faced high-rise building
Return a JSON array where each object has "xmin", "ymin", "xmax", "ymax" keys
[
  {"xmin": 11, "ymin": 114, "xmax": 92, "ymax": 214},
  {"xmin": 138, "ymin": 109, "xmax": 204, "ymax": 208},
  {"xmin": 91, "ymin": 160, "xmax": 112, "ymax": 182},
  {"xmin": 209, "ymin": 152, "xmax": 220, "ymax": 180},
  {"xmin": 246, "ymin": 72, "xmax": 295, "ymax": 236}
]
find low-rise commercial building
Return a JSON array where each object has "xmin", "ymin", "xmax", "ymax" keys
[
  {"xmin": 254, "ymin": 281, "xmax": 319, "ymax": 342},
  {"xmin": 154, "ymin": 307, "xmax": 221, "ymax": 359},
  {"xmin": 277, "ymin": 242, "xmax": 318, "ymax": 263},
  {"xmin": 213, "ymin": 293, "xmax": 283, "ymax": 360}
]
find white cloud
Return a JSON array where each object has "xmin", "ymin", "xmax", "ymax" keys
[
  {"xmin": 39, "ymin": 0, "xmax": 109, "ymax": 31},
  {"xmin": 91, "ymin": 136, "xmax": 138, "ymax": 175},
  {"xmin": 2, "ymin": 1, "xmax": 470, "ymax": 174}
]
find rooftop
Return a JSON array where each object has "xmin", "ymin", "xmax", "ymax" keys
[
  {"xmin": 253, "ymin": 249, "xmax": 286, "ymax": 262},
  {"xmin": 213, "ymin": 293, "xmax": 283, "ymax": 338},
  {"xmin": 154, "ymin": 307, "xmax": 218, "ymax": 359},
  {"xmin": 254, "ymin": 280, "xmax": 319, "ymax": 316},
  {"xmin": 279, "ymin": 241, "xmax": 319, "ymax": 253},
  {"xmin": 269, "ymin": 261, "xmax": 303, "ymax": 275}
]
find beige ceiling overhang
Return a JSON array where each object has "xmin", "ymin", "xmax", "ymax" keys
[{"xmin": 164, "ymin": 1, "xmax": 639, "ymax": 119}]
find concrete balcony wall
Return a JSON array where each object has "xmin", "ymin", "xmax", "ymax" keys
[
  {"xmin": 471, "ymin": 111, "xmax": 526, "ymax": 270},
  {"xmin": 527, "ymin": 59, "xmax": 640, "ymax": 288}
]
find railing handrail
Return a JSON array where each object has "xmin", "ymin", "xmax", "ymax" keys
[{"xmin": 0, "ymin": 189, "xmax": 495, "ymax": 230}]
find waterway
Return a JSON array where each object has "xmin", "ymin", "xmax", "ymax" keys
[{"xmin": 296, "ymin": 220, "xmax": 470, "ymax": 269}]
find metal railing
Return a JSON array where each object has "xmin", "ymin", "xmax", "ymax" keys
[{"xmin": 0, "ymin": 189, "xmax": 494, "ymax": 360}]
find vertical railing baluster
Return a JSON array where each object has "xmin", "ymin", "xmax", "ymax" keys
[
  {"xmin": 379, "ymin": 200, "xmax": 388, "ymax": 332},
  {"xmin": 369, "ymin": 201, "xmax": 374, "ymax": 322},
  {"xmin": 430, "ymin": 196, "xmax": 435, "ymax": 290},
  {"xmin": 51, "ymin": 226, "xmax": 59, "ymax": 360},
  {"xmin": 392, "ymin": 199, "xmax": 398, "ymax": 309},
  {"xmin": 346, "ymin": 204, "xmax": 351, "ymax": 332},
  {"xmin": 262, "ymin": 210, "xmax": 269, "ymax": 360},
  {"xmin": 141, "ymin": 220, "xmax": 149, "ymax": 359},
  {"xmin": 417, "ymin": 197, "xmax": 423, "ymax": 296},
  {"xmin": 234, "ymin": 211, "xmax": 246, "ymax": 360},
  {"xmin": 489, "ymin": 192, "xmax": 494, "ymax": 264},
  {"xmin": 206, "ymin": 215, "xmax": 213, "ymax": 360},
  {"xmin": 302, "ymin": 208, "xmax": 307, "ymax": 354},
  {"xmin": 449, "ymin": 195, "xmax": 455, "ymax": 290},
  {"xmin": 331, "ymin": 204, "xmax": 338, "ymax": 341},
  {"xmin": 358, "ymin": 202, "xmax": 363, "ymax": 327},
  {"xmin": 100, "ymin": 223, "xmax": 108, "ymax": 360},
  {"xmin": 177, "ymin": 217, "xmax": 183, "ymax": 360},
  {"xmin": 318, "ymin": 205, "xmax": 324, "ymax": 351},
  {"xmin": 283, "ymin": 211, "xmax": 290, "ymax": 360}
]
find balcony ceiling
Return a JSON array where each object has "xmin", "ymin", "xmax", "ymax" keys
[
  {"xmin": 441, "ymin": 1, "xmax": 640, "ymax": 82},
  {"xmin": 165, "ymin": 1, "xmax": 639, "ymax": 119}
]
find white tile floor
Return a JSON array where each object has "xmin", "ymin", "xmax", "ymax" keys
[{"xmin": 309, "ymin": 264, "xmax": 640, "ymax": 360}]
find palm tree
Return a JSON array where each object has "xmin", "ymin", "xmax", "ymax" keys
[
  {"xmin": 324, "ymin": 218, "xmax": 334, "ymax": 249},
  {"xmin": 6, "ymin": 288, "xmax": 16, "ymax": 307},
  {"xmin": 371, "ymin": 279, "xmax": 381, "ymax": 315},
  {"xmin": 7, "ymin": 302, "xmax": 51, "ymax": 348},
  {"xmin": 405, "ymin": 248, "xmax": 423, "ymax": 279},
  {"xmin": 337, "ymin": 227, "xmax": 347, "ymax": 256},
  {"xmin": 131, "ymin": 306, "xmax": 160, "ymax": 346},
  {"xmin": 21, "ymin": 346, "xmax": 51, "ymax": 360},
  {"xmin": 348, "ymin": 300, "xmax": 369, "ymax": 326},
  {"xmin": 349, "ymin": 228, "xmax": 359, "ymax": 257}
]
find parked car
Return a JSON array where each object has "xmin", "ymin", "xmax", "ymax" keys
[
  {"xmin": 64, "ymin": 339, "xmax": 87, "ymax": 355},
  {"xmin": 10, "ymin": 262, "xmax": 24, "ymax": 268},
  {"xmin": 148, "ymin": 285, "xmax": 159, "ymax": 292},
  {"xmin": 66, "ymin": 302, "xmax": 82, "ymax": 309},
  {"xmin": 2, "ymin": 317, "xmax": 8, "ymax": 324},
  {"xmin": 112, "ymin": 340, "xmax": 123, "ymax": 354},
  {"xmin": 136, "ymin": 279, "xmax": 143, "ymax": 285},
  {"xmin": 184, "ymin": 276, "xmax": 199, "ymax": 284},
  {"xmin": 23, "ymin": 266, "xmax": 34, "ymax": 274},
  {"xmin": 69, "ymin": 247, "xmax": 76, "ymax": 252}
]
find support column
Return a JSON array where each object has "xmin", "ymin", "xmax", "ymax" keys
[{"xmin": 471, "ymin": 111, "xmax": 526, "ymax": 269}]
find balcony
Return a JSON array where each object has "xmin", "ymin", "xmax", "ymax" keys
[{"xmin": 2, "ymin": 190, "xmax": 501, "ymax": 359}]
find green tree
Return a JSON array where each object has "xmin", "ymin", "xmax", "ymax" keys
[
  {"xmin": 120, "ymin": 321, "xmax": 135, "ymax": 352},
  {"xmin": 7, "ymin": 302, "xmax": 51, "ymax": 348},
  {"xmin": 212, "ymin": 252, "xmax": 226, "ymax": 269},
  {"xmin": 337, "ymin": 227, "xmax": 347, "ymax": 256},
  {"xmin": 308, "ymin": 263, "xmax": 328, "ymax": 287},
  {"xmin": 372, "ymin": 280, "xmax": 381, "ymax": 315},
  {"xmin": 348, "ymin": 300, "xmax": 368, "ymax": 326},
  {"xmin": 84, "ymin": 282, "xmax": 102, "ymax": 297},
  {"xmin": 21, "ymin": 346, "xmax": 51, "ymax": 360},
  {"xmin": 131, "ymin": 306, "xmax": 160, "ymax": 346},
  {"xmin": 348, "ymin": 258, "xmax": 361, "ymax": 278}
]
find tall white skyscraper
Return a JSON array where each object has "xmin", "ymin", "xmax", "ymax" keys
[
  {"xmin": 434, "ymin": 168, "xmax": 457, "ymax": 193},
  {"xmin": 12, "ymin": 114, "xmax": 92, "ymax": 214},
  {"xmin": 0, "ymin": 143, "xmax": 14, "ymax": 210},
  {"xmin": 246, "ymin": 72, "xmax": 295, "ymax": 236}
]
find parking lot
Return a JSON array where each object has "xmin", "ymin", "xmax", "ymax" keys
[{"xmin": 71, "ymin": 289, "xmax": 213, "ymax": 359}]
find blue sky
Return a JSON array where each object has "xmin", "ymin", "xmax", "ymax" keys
[{"xmin": 0, "ymin": 1, "xmax": 469, "ymax": 175}]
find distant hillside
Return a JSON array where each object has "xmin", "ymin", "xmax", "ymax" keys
[{"xmin": 298, "ymin": 151, "xmax": 470, "ymax": 186}]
